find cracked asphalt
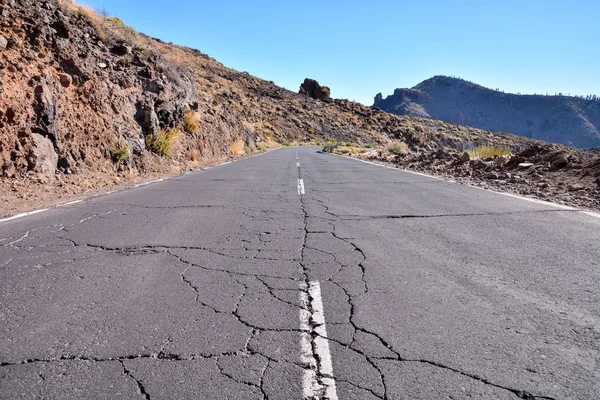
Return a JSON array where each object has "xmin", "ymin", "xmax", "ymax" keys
[{"xmin": 1, "ymin": 147, "xmax": 600, "ymax": 399}]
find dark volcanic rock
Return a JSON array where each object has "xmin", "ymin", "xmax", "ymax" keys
[{"xmin": 299, "ymin": 78, "xmax": 331, "ymax": 101}]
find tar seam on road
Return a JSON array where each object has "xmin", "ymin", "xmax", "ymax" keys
[{"xmin": 299, "ymin": 281, "xmax": 338, "ymax": 400}]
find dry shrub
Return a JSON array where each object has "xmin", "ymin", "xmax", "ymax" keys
[
  {"xmin": 183, "ymin": 111, "xmax": 199, "ymax": 134},
  {"xmin": 467, "ymin": 146, "xmax": 511, "ymax": 160},
  {"xmin": 386, "ymin": 140, "xmax": 408, "ymax": 154},
  {"xmin": 146, "ymin": 130, "xmax": 178, "ymax": 157},
  {"xmin": 231, "ymin": 140, "xmax": 245, "ymax": 155}
]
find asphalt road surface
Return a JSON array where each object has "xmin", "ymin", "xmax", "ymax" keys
[{"xmin": 1, "ymin": 147, "xmax": 599, "ymax": 399}]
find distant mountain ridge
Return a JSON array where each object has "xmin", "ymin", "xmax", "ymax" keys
[{"xmin": 373, "ymin": 76, "xmax": 600, "ymax": 148}]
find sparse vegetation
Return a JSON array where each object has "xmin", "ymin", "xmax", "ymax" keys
[
  {"xmin": 257, "ymin": 143, "xmax": 267, "ymax": 151},
  {"xmin": 307, "ymin": 128, "xmax": 315, "ymax": 135},
  {"xmin": 332, "ymin": 147, "xmax": 368, "ymax": 155},
  {"xmin": 365, "ymin": 144, "xmax": 374, "ymax": 149},
  {"xmin": 466, "ymin": 146, "xmax": 511, "ymax": 160},
  {"xmin": 386, "ymin": 140, "xmax": 409, "ymax": 155},
  {"xmin": 231, "ymin": 140, "xmax": 245, "ymax": 155},
  {"xmin": 282, "ymin": 141, "xmax": 291, "ymax": 147},
  {"xmin": 106, "ymin": 16, "xmax": 124, "ymax": 26},
  {"xmin": 109, "ymin": 144, "xmax": 129, "ymax": 162},
  {"xmin": 183, "ymin": 111, "xmax": 198, "ymax": 134},
  {"xmin": 146, "ymin": 129, "xmax": 177, "ymax": 157}
]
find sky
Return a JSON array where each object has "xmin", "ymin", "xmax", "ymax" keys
[{"xmin": 83, "ymin": 0, "xmax": 600, "ymax": 105}]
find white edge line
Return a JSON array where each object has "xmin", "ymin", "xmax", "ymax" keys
[
  {"xmin": 0, "ymin": 209, "xmax": 48, "ymax": 223},
  {"xmin": 0, "ymin": 148, "xmax": 284, "ymax": 224},
  {"xmin": 583, "ymin": 211, "xmax": 600, "ymax": 219},
  {"xmin": 328, "ymin": 152, "xmax": 589, "ymax": 213},
  {"xmin": 59, "ymin": 200, "xmax": 82, "ymax": 207}
]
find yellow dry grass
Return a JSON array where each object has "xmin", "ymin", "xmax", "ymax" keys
[
  {"xmin": 231, "ymin": 140, "xmax": 245, "ymax": 155},
  {"xmin": 466, "ymin": 146, "xmax": 511, "ymax": 160}
]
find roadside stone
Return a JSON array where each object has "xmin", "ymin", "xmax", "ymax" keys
[
  {"xmin": 518, "ymin": 163, "xmax": 534, "ymax": 168},
  {"xmin": 98, "ymin": 62, "xmax": 107, "ymax": 69},
  {"xmin": 0, "ymin": 35, "xmax": 7, "ymax": 50},
  {"xmin": 59, "ymin": 73, "xmax": 72, "ymax": 87},
  {"xmin": 459, "ymin": 152, "xmax": 470, "ymax": 162},
  {"xmin": 27, "ymin": 133, "xmax": 58, "ymax": 181},
  {"xmin": 567, "ymin": 184, "xmax": 584, "ymax": 192}
]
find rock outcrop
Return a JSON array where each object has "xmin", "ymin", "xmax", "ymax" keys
[
  {"xmin": 299, "ymin": 78, "xmax": 331, "ymax": 102},
  {"xmin": 374, "ymin": 76, "xmax": 600, "ymax": 149}
]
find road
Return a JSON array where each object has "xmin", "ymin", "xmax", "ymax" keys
[{"xmin": 1, "ymin": 147, "xmax": 599, "ymax": 399}]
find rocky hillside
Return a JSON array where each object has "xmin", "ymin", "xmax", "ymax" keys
[
  {"xmin": 0, "ymin": 0, "xmax": 598, "ymax": 216},
  {"xmin": 374, "ymin": 76, "xmax": 600, "ymax": 149}
]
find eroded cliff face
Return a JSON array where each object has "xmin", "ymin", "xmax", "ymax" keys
[{"xmin": 375, "ymin": 76, "xmax": 600, "ymax": 149}]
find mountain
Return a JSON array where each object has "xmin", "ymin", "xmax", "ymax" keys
[
  {"xmin": 373, "ymin": 76, "xmax": 600, "ymax": 149},
  {"xmin": 2, "ymin": 0, "xmax": 598, "ymax": 216}
]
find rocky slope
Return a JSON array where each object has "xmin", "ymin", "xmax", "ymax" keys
[
  {"xmin": 0, "ymin": 0, "xmax": 598, "ymax": 216},
  {"xmin": 374, "ymin": 76, "xmax": 600, "ymax": 149}
]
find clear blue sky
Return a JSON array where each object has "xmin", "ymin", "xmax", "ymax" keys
[{"xmin": 84, "ymin": 0, "xmax": 599, "ymax": 105}]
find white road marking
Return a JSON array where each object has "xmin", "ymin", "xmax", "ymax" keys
[
  {"xmin": 0, "ymin": 149, "xmax": 282, "ymax": 224},
  {"xmin": 299, "ymin": 281, "xmax": 338, "ymax": 400},
  {"xmin": 583, "ymin": 211, "xmax": 600, "ymax": 219},
  {"xmin": 0, "ymin": 209, "xmax": 47, "ymax": 223},
  {"xmin": 297, "ymin": 162, "xmax": 301, "ymax": 168},
  {"xmin": 467, "ymin": 185, "xmax": 577, "ymax": 210},
  {"xmin": 298, "ymin": 179, "xmax": 305, "ymax": 195},
  {"xmin": 59, "ymin": 200, "xmax": 82, "ymax": 207},
  {"xmin": 329, "ymin": 153, "xmax": 584, "ymax": 211}
]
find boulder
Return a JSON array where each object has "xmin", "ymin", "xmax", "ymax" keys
[
  {"xmin": 547, "ymin": 152, "xmax": 569, "ymax": 169},
  {"xmin": 27, "ymin": 133, "xmax": 58, "ymax": 181},
  {"xmin": 59, "ymin": 73, "xmax": 72, "ymax": 87},
  {"xmin": 0, "ymin": 35, "xmax": 7, "ymax": 50},
  {"xmin": 299, "ymin": 78, "xmax": 331, "ymax": 101}
]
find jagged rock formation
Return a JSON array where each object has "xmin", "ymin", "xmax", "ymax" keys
[
  {"xmin": 374, "ymin": 76, "xmax": 600, "ymax": 148},
  {"xmin": 299, "ymin": 78, "xmax": 331, "ymax": 102}
]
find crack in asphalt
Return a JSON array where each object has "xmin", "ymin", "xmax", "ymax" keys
[
  {"xmin": 119, "ymin": 360, "xmax": 150, "ymax": 400},
  {"xmin": 300, "ymin": 193, "xmax": 558, "ymax": 400}
]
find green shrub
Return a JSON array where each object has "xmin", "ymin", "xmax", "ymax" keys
[
  {"xmin": 245, "ymin": 146, "xmax": 252, "ymax": 155},
  {"xmin": 307, "ymin": 128, "xmax": 315, "ymax": 135},
  {"xmin": 365, "ymin": 144, "xmax": 374, "ymax": 148},
  {"xmin": 109, "ymin": 145, "xmax": 129, "ymax": 162},
  {"xmin": 182, "ymin": 111, "xmax": 198, "ymax": 134},
  {"xmin": 257, "ymin": 143, "xmax": 267, "ymax": 151},
  {"xmin": 386, "ymin": 140, "xmax": 408, "ymax": 154},
  {"xmin": 466, "ymin": 146, "xmax": 511, "ymax": 160},
  {"xmin": 107, "ymin": 16, "xmax": 125, "ymax": 26},
  {"xmin": 146, "ymin": 129, "xmax": 177, "ymax": 157},
  {"xmin": 282, "ymin": 141, "xmax": 291, "ymax": 147}
]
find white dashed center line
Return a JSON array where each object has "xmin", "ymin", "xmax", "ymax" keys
[
  {"xmin": 299, "ymin": 281, "xmax": 338, "ymax": 399},
  {"xmin": 298, "ymin": 179, "xmax": 305, "ymax": 195}
]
